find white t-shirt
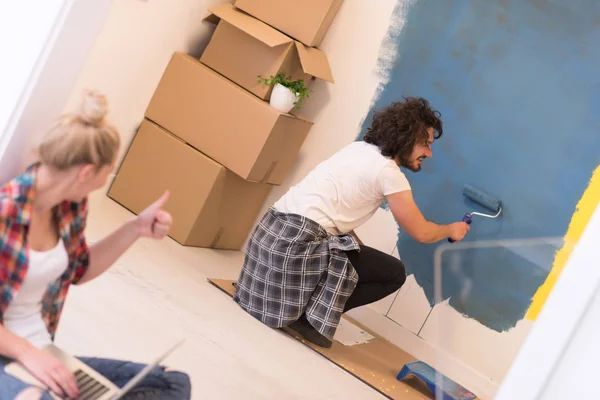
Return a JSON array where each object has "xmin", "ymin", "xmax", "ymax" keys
[
  {"xmin": 4, "ymin": 239, "xmax": 69, "ymax": 348},
  {"xmin": 273, "ymin": 141, "xmax": 411, "ymax": 235}
]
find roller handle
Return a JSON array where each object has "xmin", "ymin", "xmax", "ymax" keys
[{"xmin": 448, "ymin": 213, "xmax": 472, "ymax": 243}]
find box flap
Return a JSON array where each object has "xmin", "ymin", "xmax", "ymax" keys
[
  {"xmin": 234, "ymin": 0, "xmax": 342, "ymax": 47},
  {"xmin": 204, "ymin": 12, "xmax": 220, "ymax": 26},
  {"xmin": 207, "ymin": 4, "xmax": 291, "ymax": 48},
  {"xmin": 295, "ymin": 42, "xmax": 334, "ymax": 83}
]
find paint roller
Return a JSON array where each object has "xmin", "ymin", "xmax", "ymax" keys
[{"xmin": 448, "ymin": 184, "xmax": 503, "ymax": 243}]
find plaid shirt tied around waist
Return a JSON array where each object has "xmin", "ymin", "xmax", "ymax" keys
[{"xmin": 234, "ymin": 207, "xmax": 360, "ymax": 339}]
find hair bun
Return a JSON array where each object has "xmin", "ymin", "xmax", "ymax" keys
[{"xmin": 81, "ymin": 90, "xmax": 108, "ymax": 125}]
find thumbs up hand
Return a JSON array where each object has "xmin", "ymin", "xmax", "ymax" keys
[{"xmin": 135, "ymin": 191, "xmax": 173, "ymax": 239}]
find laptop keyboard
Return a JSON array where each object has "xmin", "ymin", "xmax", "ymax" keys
[{"xmin": 73, "ymin": 369, "xmax": 110, "ymax": 400}]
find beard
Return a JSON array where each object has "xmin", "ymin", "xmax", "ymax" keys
[{"xmin": 400, "ymin": 156, "xmax": 426, "ymax": 172}]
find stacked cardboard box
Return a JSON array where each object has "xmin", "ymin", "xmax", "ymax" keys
[
  {"xmin": 200, "ymin": 4, "xmax": 334, "ymax": 101},
  {"xmin": 109, "ymin": 1, "xmax": 343, "ymax": 250},
  {"xmin": 234, "ymin": 0, "xmax": 343, "ymax": 47}
]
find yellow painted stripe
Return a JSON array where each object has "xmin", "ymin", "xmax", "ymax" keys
[{"xmin": 526, "ymin": 165, "xmax": 600, "ymax": 320}]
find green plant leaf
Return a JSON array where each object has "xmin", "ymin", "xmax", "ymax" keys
[{"xmin": 257, "ymin": 73, "xmax": 311, "ymax": 109}]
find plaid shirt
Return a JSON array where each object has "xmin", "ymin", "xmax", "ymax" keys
[
  {"xmin": 234, "ymin": 208, "xmax": 360, "ymax": 339},
  {"xmin": 0, "ymin": 164, "xmax": 90, "ymax": 339}
]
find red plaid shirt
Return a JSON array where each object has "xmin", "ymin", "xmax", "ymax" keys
[{"xmin": 0, "ymin": 164, "xmax": 90, "ymax": 339}]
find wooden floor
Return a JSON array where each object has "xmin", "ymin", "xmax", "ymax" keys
[
  {"xmin": 209, "ymin": 279, "xmax": 433, "ymax": 400},
  {"xmin": 55, "ymin": 190, "xmax": 432, "ymax": 399}
]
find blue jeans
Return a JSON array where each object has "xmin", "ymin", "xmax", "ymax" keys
[{"xmin": 0, "ymin": 356, "xmax": 191, "ymax": 400}]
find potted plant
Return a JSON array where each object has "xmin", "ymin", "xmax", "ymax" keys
[{"xmin": 258, "ymin": 73, "xmax": 310, "ymax": 113}]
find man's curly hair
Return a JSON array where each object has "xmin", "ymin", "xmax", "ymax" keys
[{"xmin": 364, "ymin": 97, "xmax": 443, "ymax": 165}]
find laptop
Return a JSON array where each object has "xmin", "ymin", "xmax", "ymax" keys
[{"xmin": 4, "ymin": 339, "xmax": 184, "ymax": 400}]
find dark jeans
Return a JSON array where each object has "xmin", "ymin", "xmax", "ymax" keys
[
  {"xmin": 0, "ymin": 356, "xmax": 191, "ymax": 400},
  {"xmin": 344, "ymin": 245, "xmax": 407, "ymax": 312}
]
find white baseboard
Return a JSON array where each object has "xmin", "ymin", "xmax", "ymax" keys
[{"xmin": 347, "ymin": 305, "xmax": 498, "ymax": 400}]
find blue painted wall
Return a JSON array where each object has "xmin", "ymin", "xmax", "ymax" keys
[{"xmin": 358, "ymin": 0, "xmax": 600, "ymax": 331}]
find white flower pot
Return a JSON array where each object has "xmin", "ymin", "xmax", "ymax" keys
[{"xmin": 269, "ymin": 83, "xmax": 298, "ymax": 113}]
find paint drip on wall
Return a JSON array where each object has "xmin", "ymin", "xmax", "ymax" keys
[
  {"xmin": 369, "ymin": 0, "xmax": 416, "ymax": 103},
  {"xmin": 357, "ymin": 0, "xmax": 600, "ymax": 332},
  {"xmin": 360, "ymin": 0, "xmax": 416, "ymax": 213}
]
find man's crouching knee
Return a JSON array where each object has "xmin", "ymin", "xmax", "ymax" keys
[
  {"xmin": 392, "ymin": 261, "xmax": 407, "ymax": 290},
  {"xmin": 393, "ymin": 273, "xmax": 406, "ymax": 291}
]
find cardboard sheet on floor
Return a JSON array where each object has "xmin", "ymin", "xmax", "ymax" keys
[{"xmin": 208, "ymin": 278, "xmax": 434, "ymax": 400}]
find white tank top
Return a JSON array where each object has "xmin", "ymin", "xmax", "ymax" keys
[{"xmin": 4, "ymin": 239, "xmax": 69, "ymax": 348}]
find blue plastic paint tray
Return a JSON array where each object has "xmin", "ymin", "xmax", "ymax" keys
[{"xmin": 396, "ymin": 361, "xmax": 476, "ymax": 400}]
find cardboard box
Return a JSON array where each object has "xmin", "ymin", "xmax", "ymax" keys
[
  {"xmin": 108, "ymin": 119, "xmax": 271, "ymax": 250},
  {"xmin": 234, "ymin": 0, "xmax": 343, "ymax": 47},
  {"xmin": 145, "ymin": 52, "xmax": 313, "ymax": 185},
  {"xmin": 201, "ymin": 3, "xmax": 333, "ymax": 101}
]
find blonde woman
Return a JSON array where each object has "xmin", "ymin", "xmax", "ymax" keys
[{"xmin": 0, "ymin": 92, "xmax": 191, "ymax": 399}]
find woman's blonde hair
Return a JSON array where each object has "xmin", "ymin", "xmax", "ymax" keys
[{"xmin": 36, "ymin": 90, "xmax": 120, "ymax": 170}]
